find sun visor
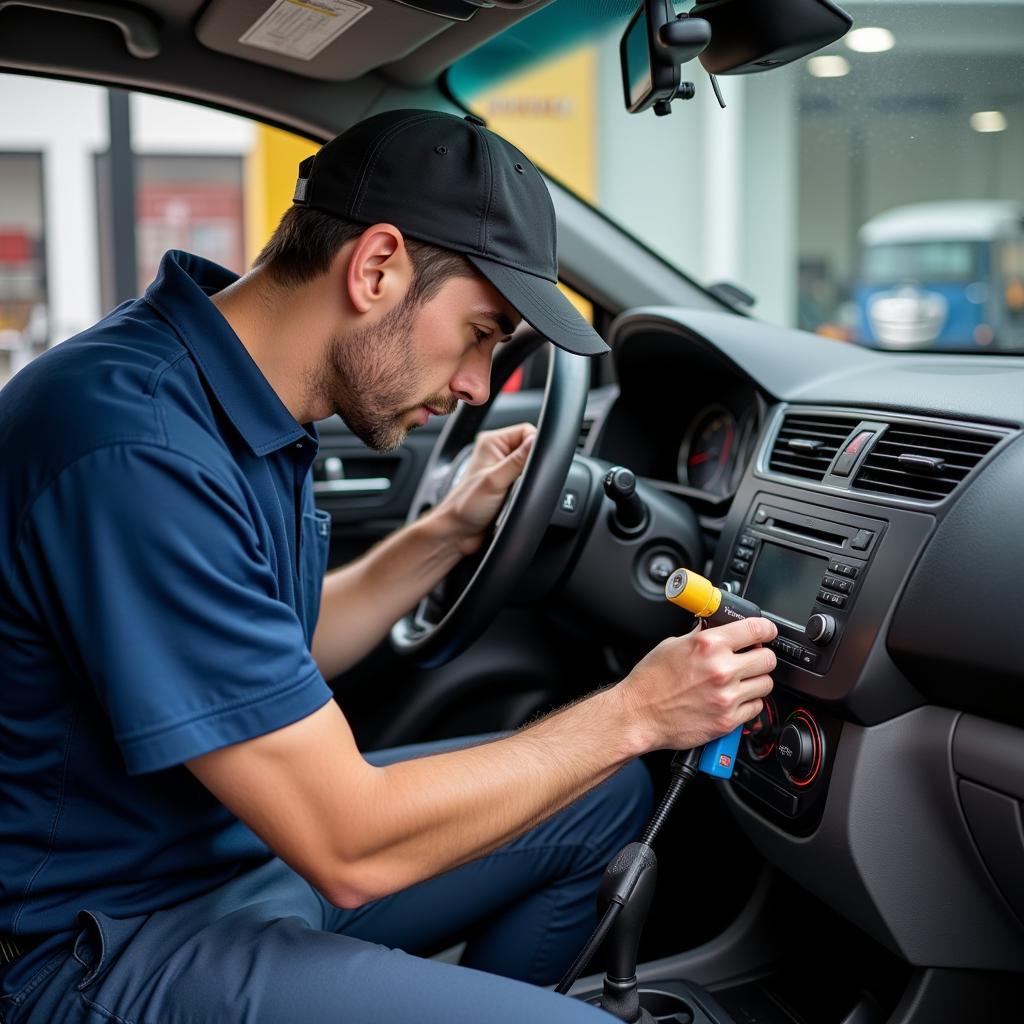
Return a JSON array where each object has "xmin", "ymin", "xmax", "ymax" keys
[{"xmin": 195, "ymin": 0, "xmax": 455, "ymax": 82}]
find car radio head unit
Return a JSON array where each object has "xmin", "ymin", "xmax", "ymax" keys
[
  {"xmin": 723, "ymin": 495, "xmax": 887, "ymax": 675},
  {"xmin": 743, "ymin": 542, "xmax": 828, "ymax": 626}
]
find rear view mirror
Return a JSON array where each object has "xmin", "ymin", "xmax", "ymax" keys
[
  {"xmin": 695, "ymin": 0, "xmax": 852, "ymax": 76},
  {"xmin": 620, "ymin": 0, "xmax": 711, "ymax": 115},
  {"xmin": 620, "ymin": 0, "xmax": 851, "ymax": 115}
]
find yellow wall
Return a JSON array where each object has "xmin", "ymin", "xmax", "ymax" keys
[
  {"xmin": 244, "ymin": 125, "xmax": 318, "ymax": 264},
  {"xmin": 473, "ymin": 46, "xmax": 597, "ymax": 204},
  {"xmin": 472, "ymin": 46, "xmax": 597, "ymax": 319}
]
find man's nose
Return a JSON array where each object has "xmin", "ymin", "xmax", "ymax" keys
[{"xmin": 450, "ymin": 353, "xmax": 492, "ymax": 406}]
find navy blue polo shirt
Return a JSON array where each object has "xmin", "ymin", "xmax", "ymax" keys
[{"xmin": 0, "ymin": 250, "xmax": 334, "ymax": 943}]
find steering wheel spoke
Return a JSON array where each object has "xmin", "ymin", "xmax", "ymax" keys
[{"xmin": 415, "ymin": 463, "xmax": 454, "ymax": 515}]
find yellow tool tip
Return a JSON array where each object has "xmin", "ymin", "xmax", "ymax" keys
[{"xmin": 664, "ymin": 568, "xmax": 721, "ymax": 619}]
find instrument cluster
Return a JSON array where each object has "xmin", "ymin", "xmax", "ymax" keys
[{"xmin": 674, "ymin": 398, "xmax": 762, "ymax": 498}]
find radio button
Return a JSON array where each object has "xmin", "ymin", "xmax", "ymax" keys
[
  {"xmin": 828, "ymin": 560, "xmax": 859, "ymax": 579},
  {"xmin": 796, "ymin": 648, "xmax": 818, "ymax": 669},
  {"xmin": 817, "ymin": 589, "xmax": 847, "ymax": 609},
  {"xmin": 740, "ymin": 533, "xmax": 757, "ymax": 547},
  {"xmin": 822, "ymin": 574, "xmax": 853, "ymax": 594},
  {"xmin": 850, "ymin": 529, "xmax": 874, "ymax": 551},
  {"xmin": 735, "ymin": 545, "xmax": 754, "ymax": 561},
  {"xmin": 731, "ymin": 558, "xmax": 750, "ymax": 576}
]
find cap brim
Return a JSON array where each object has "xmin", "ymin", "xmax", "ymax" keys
[{"xmin": 467, "ymin": 256, "xmax": 610, "ymax": 356}]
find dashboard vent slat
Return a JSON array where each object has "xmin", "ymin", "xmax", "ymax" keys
[
  {"xmin": 768, "ymin": 414, "xmax": 853, "ymax": 481},
  {"xmin": 852, "ymin": 424, "xmax": 1001, "ymax": 501}
]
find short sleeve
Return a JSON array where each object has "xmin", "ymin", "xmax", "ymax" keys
[{"xmin": 16, "ymin": 443, "xmax": 333, "ymax": 774}]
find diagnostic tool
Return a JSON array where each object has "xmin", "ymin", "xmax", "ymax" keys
[{"xmin": 664, "ymin": 567, "xmax": 762, "ymax": 780}]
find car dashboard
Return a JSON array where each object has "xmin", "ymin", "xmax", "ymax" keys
[{"xmin": 586, "ymin": 307, "xmax": 1024, "ymax": 974}]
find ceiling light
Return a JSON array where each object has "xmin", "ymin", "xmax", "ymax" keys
[
  {"xmin": 970, "ymin": 110, "xmax": 1007, "ymax": 133},
  {"xmin": 808, "ymin": 55, "xmax": 850, "ymax": 78},
  {"xmin": 846, "ymin": 27, "xmax": 895, "ymax": 53}
]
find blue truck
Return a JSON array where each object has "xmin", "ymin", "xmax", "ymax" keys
[{"xmin": 854, "ymin": 200, "xmax": 1024, "ymax": 351}]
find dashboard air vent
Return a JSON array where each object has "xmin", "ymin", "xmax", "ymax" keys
[
  {"xmin": 768, "ymin": 414, "xmax": 853, "ymax": 481},
  {"xmin": 852, "ymin": 424, "xmax": 1001, "ymax": 501}
]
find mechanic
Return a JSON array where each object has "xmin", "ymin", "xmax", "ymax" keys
[{"xmin": 0, "ymin": 109, "xmax": 776, "ymax": 1024}]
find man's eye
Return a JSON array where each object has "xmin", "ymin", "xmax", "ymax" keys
[{"xmin": 472, "ymin": 326, "xmax": 492, "ymax": 346}]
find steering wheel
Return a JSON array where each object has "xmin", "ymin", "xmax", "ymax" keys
[{"xmin": 389, "ymin": 330, "xmax": 589, "ymax": 668}]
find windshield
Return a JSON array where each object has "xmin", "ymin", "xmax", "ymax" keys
[
  {"xmin": 862, "ymin": 243, "xmax": 979, "ymax": 285},
  {"xmin": 449, "ymin": 0, "xmax": 1024, "ymax": 353}
]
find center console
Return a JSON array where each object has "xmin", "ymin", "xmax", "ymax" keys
[
  {"xmin": 713, "ymin": 495, "xmax": 891, "ymax": 832},
  {"xmin": 708, "ymin": 481, "xmax": 935, "ymax": 835}
]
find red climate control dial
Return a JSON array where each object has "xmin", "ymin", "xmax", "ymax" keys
[{"xmin": 776, "ymin": 708, "xmax": 824, "ymax": 787}]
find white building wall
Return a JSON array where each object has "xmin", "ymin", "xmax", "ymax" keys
[
  {"xmin": 131, "ymin": 94, "xmax": 255, "ymax": 155},
  {"xmin": 0, "ymin": 74, "xmax": 254, "ymax": 346},
  {"xmin": 1, "ymin": 76, "xmax": 107, "ymax": 344}
]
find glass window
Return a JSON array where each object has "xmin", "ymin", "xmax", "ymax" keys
[
  {"xmin": 0, "ymin": 73, "xmax": 317, "ymax": 383},
  {"xmin": 96, "ymin": 153, "xmax": 246, "ymax": 308},
  {"xmin": 0, "ymin": 152, "xmax": 47, "ymax": 380},
  {"xmin": 450, "ymin": 1, "xmax": 1024, "ymax": 353},
  {"xmin": 862, "ymin": 243, "xmax": 979, "ymax": 285}
]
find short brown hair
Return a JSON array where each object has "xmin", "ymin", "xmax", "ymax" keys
[{"xmin": 253, "ymin": 205, "xmax": 475, "ymax": 305}]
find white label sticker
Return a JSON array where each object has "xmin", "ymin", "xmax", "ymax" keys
[{"xmin": 239, "ymin": 0, "xmax": 371, "ymax": 62}]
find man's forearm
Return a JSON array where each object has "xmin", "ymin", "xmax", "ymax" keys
[
  {"xmin": 326, "ymin": 684, "xmax": 647, "ymax": 907},
  {"xmin": 311, "ymin": 511, "xmax": 463, "ymax": 678}
]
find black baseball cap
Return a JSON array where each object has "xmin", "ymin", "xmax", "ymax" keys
[{"xmin": 292, "ymin": 109, "xmax": 608, "ymax": 356}]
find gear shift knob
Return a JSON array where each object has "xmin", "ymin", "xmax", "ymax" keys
[{"xmin": 598, "ymin": 843, "xmax": 658, "ymax": 1023}]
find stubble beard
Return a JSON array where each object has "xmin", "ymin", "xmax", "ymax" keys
[{"xmin": 316, "ymin": 297, "xmax": 456, "ymax": 452}]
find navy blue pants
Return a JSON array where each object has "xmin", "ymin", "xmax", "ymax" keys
[{"xmin": 1, "ymin": 737, "xmax": 653, "ymax": 1023}]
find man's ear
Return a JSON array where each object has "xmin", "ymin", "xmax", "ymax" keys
[{"xmin": 343, "ymin": 224, "xmax": 413, "ymax": 315}]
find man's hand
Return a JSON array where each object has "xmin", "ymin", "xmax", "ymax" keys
[
  {"xmin": 311, "ymin": 422, "xmax": 536, "ymax": 678},
  {"xmin": 431, "ymin": 422, "xmax": 537, "ymax": 555},
  {"xmin": 615, "ymin": 616, "xmax": 778, "ymax": 752}
]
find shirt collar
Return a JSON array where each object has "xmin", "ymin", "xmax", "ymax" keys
[{"xmin": 144, "ymin": 249, "xmax": 310, "ymax": 457}]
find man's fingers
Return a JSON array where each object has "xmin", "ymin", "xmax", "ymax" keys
[
  {"xmin": 731, "ymin": 675, "xmax": 774, "ymax": 728},
  {"xmin": 484, "ymin": 432, "xmax": 535, "ymax": 492},
  {"xmin": 738, "ymin": 673, "xmax": 775, "ymax": 702},
  {"xmin": 734, "ymin": 645, "xmax": 777, "ymax": 680},
  {"xmin": 703, "ymin": 615, "xmax": 777, "ymax": 651},
  {"xmin": 477, "ymin": 422, "xmax": 536, "ymax": 456}
]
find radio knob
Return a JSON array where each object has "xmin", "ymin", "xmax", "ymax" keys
[
  {"xmin": 777, "ymin": 719, "xmax": 816, "ymax": 781},
  {"xmin": 805, "ymin": 613, "xmax": 836, "ymax": 646}
]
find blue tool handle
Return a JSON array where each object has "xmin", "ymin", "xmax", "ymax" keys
[{"xmin": 698, "ymin": 725, "xmax": 742, "ymax": 779}]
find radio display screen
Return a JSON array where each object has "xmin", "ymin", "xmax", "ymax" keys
[{"xmin": 744, "ymin": 542, "xmax": 828, "ymax": 626}]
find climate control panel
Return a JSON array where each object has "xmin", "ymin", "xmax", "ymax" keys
[{"xmin": 731, "ymin": 691, "xmax": 839, "ymax": 834}]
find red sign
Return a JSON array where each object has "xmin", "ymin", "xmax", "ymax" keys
[{"xmin": 0, "ymin": 231, "xmax": 32, "ymax": 263}]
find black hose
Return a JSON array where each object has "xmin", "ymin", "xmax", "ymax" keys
[
  {"xmin": 641, "ymin": 747, "xmax": 701, "ymax": 846},
  {"xmin": 554, "ymin": 901, "xmax": 621, "ymax": 994},
  {"xmin": 554, "ymin": 747, "xmax": 704, "ymax": 995}
]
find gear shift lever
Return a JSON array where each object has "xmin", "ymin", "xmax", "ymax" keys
[
  {"xmin": 555, "ymin": 750, "xmax": 703, "ymax": 1019},
  {"xmin": 597, "ymin": 843, "xmax": 659, "ymax": 1024}
]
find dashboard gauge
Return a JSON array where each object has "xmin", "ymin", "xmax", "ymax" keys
[
  {"xmin": 731, "ymin": 404, "xmax": 760, "ymax": 490},
  {"xmin": 678, "ymin": 405, "xmax": 738, "ymax": 491}
]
